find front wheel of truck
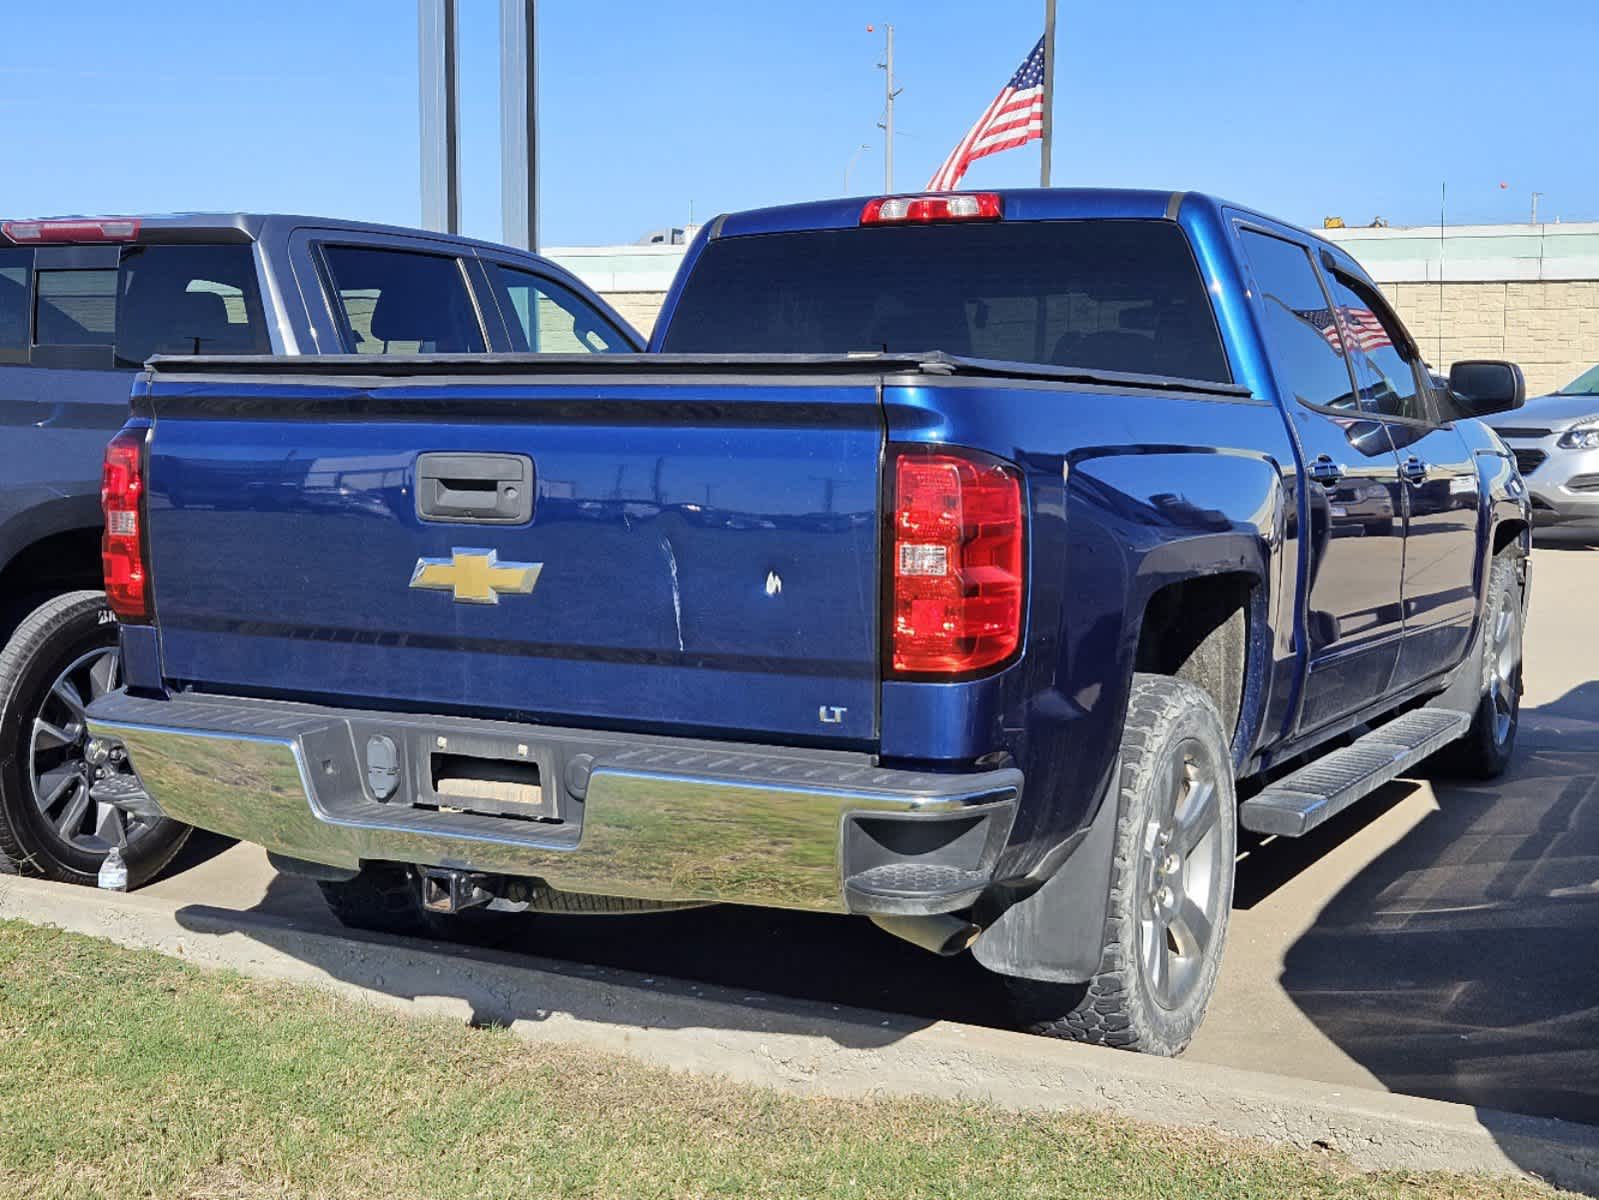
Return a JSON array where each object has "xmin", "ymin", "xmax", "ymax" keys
[
  {"xmin": 1007, "ymin": 674, "xmax": 1237, "ymax": 1056},
  {"xmin": 1427, "ymin": 546, "xmax": 1525, "ymax": 780},
  {"xmin": 0, "ymin": 591, "xmax": 191, "ymax": 886}
]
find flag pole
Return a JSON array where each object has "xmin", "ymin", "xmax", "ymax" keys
[{"xmin": 1040, "ymin": 0, "xmax": 1056, "ymax": 187}]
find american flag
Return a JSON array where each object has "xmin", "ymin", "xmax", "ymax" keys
[
  {"xmin": 1337, "ymin": 306, "xmax": 1392, "ymax": 353},
  {"xmin": 926, "ymin": 37, "xmax": 1046, "ymax": 192},
  {"xmin": 1296, "ymin": 305, "xmax": 1393, "ymax": 354}
]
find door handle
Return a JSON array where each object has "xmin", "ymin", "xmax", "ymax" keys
[
  {"xmin": 1307, "ymin": 455, "xmax": 1345, "ymax": 486},
  {"xmin": 415, "ymin": 452, "xmax": 535, "ymax": 524},
  {"xmin": 1398, "ymin": 456, "xmax": 1428, "ymax": 484}
]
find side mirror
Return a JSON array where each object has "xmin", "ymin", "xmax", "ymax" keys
[{"xmin": 1448, "ymin": 360, "xmax": 1526, "ymax": 417}]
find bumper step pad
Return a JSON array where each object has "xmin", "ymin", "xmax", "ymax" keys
[
  {"xmin": 1240, "ymin": 707, "xmax": 1471, "ymax": 837},
  {"xmin": 845, "ymin": 863, "xmax": 990, "ymax": 908}
]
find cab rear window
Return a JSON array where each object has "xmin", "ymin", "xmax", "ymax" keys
[{"xmin": 659, "ymin": 219, "xmax": 1231, "ymax": 383}]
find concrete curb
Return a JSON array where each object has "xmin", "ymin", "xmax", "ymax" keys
[{"xmin": 2, "ymin": 874, "xmax": 1594, "ymax": 1193}]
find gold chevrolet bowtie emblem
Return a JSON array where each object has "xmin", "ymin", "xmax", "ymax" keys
[{"xmin": 409, "ymin": 548, "xmax": 543, "ymax": 605}]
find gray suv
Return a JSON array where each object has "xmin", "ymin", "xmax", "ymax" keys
[{"xmin": 1484, "ymin": 364, "xmax": 1599, "ymax": 526}]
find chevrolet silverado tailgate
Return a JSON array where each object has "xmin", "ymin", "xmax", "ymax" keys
[{"xmin": 140, "ymin": 361, "xmax": 884, "ymax": 744}]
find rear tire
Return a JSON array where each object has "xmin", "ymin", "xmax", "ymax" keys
[
  {"xmin": 1007, "ymin": 674, "xmax": 1236, "ymax": 1056},
  {"xmin": 1429, "ymin": 547, "xmax": 1524, "ymax": 780},
  {"xmin": 0, "ymin": 591, "xmax": 190, "ymax": 886}
]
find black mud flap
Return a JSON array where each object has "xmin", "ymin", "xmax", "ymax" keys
[{"xmin": 972, "ymin": 761, "xmax": 1119, "ymax": 984}]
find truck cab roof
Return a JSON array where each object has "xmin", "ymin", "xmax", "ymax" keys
[
  {"xmin": 0, "ymin": 212, "xmax": 541, "ymax": 256},
  {"xmin": 709, "ymin": 187, "xmax": 1327, "ymax": 238}
]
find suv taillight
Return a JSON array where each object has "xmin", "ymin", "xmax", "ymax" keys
[
  {"xmin": 101, "ymin": 428, "xmax": 149, "ymax": 622},
  {"xmin": 888, "ymin": 447, "xmax": 1024, "ymax": 676}
]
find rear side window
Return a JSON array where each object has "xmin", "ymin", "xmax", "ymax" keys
[
  {"xmin": 1237, "ymin": 230, "xmax": 1359, "ymax": 412},
  {"xmin": 492, "ymin": 264, "xmax": 628, "ymax": 353},
  {"xmin": 0, "ymin": 249, "xmax": 28, "ymax": 356},
  {"xmin": 321, "ymin": 245, "xmax": 486, "ymax": 355},
  {"xmin": 115, "ymin": 244, "xmax": 269, "ymax": 366},
  {"xmin": 659, "ymin": 220, "xmax": 1231, "ymax": 383}
]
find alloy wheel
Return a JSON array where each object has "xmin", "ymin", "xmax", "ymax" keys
[
  {"xmin": 27, "ymin": 647, "xmax": 148, "ymax": 854},
  {"xmin": 1488, "ymin": 596, "xmax": 1521, "ymax": 747},
  {"xmin": 1136, "ymin": 737, "xmax": 1226, "ymax": 1011}
]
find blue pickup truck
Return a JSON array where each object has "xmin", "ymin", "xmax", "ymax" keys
[
  {"xmin": 86, "ymin": 189, "xmax": 1530, "ymax": 1054},
  {"xmin": 0, "ymin": 213, "xmax": 638, "ymax": 890}
]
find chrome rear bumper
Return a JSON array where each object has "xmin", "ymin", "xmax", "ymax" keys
[{"xmin": 85, "ymin": 691, "xmax": 1019, "ymax": 915}]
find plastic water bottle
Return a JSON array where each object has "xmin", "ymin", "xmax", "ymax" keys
[{"xmin": 97, "ymin": 846, "xmax": 128, "ymax": 892}]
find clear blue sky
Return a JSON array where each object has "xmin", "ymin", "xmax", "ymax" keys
[{"xmin": 4, "ymin": 0, "xmax": 1596, "ymax": 246}]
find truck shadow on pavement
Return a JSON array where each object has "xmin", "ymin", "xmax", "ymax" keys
[
  {"xmin": 163, "ymin": 683, "xmax": 1599, "ymax": 1139},
  {"xmin": 1278, "ymin": 682, "xmax": 1599, "ymax": 1134},
  {"xmin": 169, "ymin": 879, "xmax": 958, "ymax": 1051}
]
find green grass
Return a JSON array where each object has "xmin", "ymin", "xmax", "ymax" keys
[{"xmin": 0, "ymin": 920, "xmax": 1569, "ymax": 1200}]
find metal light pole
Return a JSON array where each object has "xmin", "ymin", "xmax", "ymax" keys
[
  {"xmin": 1531, "ymin": 191, "xmax": 1543, "ymax": 226},
  {"xmin": 418, "ymin": 0, "xmax": 461, "ymax": 234},
  {"xmin": 500, "ymin": 0, "xmax": 539, "ymax": 250},
  {"xmin": 875, "ymin": 24, "xmax": 902, "ymax": 192}
]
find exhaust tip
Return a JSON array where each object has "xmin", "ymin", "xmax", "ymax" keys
[{"xmin": 869, "ymin": 913, "xmax": 981, "ymax": 957}]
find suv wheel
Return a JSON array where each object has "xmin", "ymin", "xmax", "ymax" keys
[
  {"xmin": 0, "ymin": 591, "xmax": 190, "ymax": 886},
  {"xmin": 1007, "ymin": 673, "xmax": 1236, "ymax": 1055}
]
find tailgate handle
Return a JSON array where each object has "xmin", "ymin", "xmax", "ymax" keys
[{"xmin": 415, "ymin": 452, "xmax": 534, "ymax": 524}]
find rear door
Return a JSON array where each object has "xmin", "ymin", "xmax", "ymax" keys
[
  {"xmin": 143, "ymin": 369, "xmax": 884, "ymax": 746},
  {"xmin": 286, "ymin": 229, "xmax": 488, "ymax": 354},
  {"xmin": 286, "ymin": 230, "xmax": 637, "ymax": 357},
  {"xmin": 1323, "ymin": 271, "xmax": 1479, "ymax": 686},
  {"xmin": 1236, "ymin": 227, "xmax": 1407, "ymax": 732}
]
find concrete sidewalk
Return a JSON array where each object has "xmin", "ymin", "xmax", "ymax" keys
[{"xmin": 2, "ymin": 873, "xmax": 1595, "ymax": 1194}]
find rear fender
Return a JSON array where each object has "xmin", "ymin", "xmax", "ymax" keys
[{"xmin": 979, "ymin": 445, "xmax": 1281, "ymax": 884}]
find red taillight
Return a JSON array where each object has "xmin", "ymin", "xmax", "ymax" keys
[
  {"xmin": 861, "ymin": 193, "xmax": 1003, "ymax": 226},
  {"xmin": 2, "ymin": 217, "xmax": 141, "ymax": 244},
  {"xmin": 101, "ymin": 429, "xmax": 149, "ymax": 622},
  {"xmin": 889, "ymin": 448, "xmax": 1024, "ymax": 676}
]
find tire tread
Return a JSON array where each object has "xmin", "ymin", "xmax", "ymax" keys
[{"xmin": 1013, "ymin": 672, "xmax": 1235, "ymax": 1055}]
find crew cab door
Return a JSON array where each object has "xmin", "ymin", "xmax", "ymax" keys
[
  {"xmin": 1237, "ymin": 228, "xmax": 1407, "ymax": 732},
  {"xmin": 1322, "ymin": 271, "xmax": 1479, "ymax": 687}
]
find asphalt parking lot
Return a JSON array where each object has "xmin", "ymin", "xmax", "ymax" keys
[{"xmin": 137, "ymin": 542, "xmax": 1599, "ymax": 1127}]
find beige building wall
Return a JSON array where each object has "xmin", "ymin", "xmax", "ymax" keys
[
  {"xmin": 1381, "ymin": 281, "xmax": 1599, "ymax": 398},
  {"xmin": 600, "ymin": 292, "xmax": 669, "ymax": 339},
  {"xmin": 1323, "ymin": 222, "xmax": 1599, "ymax": 398}
]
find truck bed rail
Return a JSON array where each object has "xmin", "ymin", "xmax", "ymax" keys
[{"xmin": 143, "ymin": 350, "xmax": 1255, "ymax": 399}]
